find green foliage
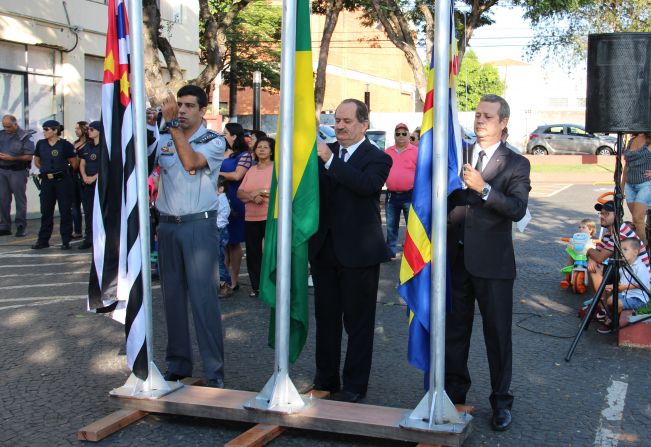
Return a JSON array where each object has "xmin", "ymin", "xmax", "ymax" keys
[
  {"xmin": 202, "ymin": 0, "xmax": 281, "ymax": 90},
  {"xmin": 456, "ymin": 50, "xmax": 505, "ymax": 112},
  {"xmin": 513, "ymin": 0, "xmax": 651, "ymax": 67}
]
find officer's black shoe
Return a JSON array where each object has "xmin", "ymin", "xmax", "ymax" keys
[
  {"xmin": 31, "ymin": 242, "xmax": 49, "ymax": 249},
  {"xmin": 78, "ymin": 241, "xmax": 93, "ymax": 250},
  {"xmin": 0, "ymin": 229, "xmax": 11, "ymax": 236},
  {"xmin": 15, "ymin": 227, "xmax": 26, "ymax": 237},
  {"xmin": 61, "ymin": 243, "xmax": 71, "ymax": 250}
]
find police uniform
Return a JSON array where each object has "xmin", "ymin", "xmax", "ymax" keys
[
  {"xmin": 155, "ymin": 125, "xmax": 226, "ymax": 384},
  {"xmin": 33, "ymin": 135, "xmax": 76, "ymax": 247},
  {"xmin": 79, "ymin": 140, "xmax": 100, "ymax": 245},
  {"xmin": 0, "ymin": 125, "xmax": 34, "ymax": 235}
]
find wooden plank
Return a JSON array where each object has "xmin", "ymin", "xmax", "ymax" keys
[
  {"xmin": 225, "ymin": 424, "xmax": 286, "ymax": 447},
  {"xmin": 224, "ymin": 389, "xmax": 331, "ymax": 447},
  {"xmin": 77, "ymin": 409, "xmax": 147, "ymax": 442},
  {"xmin": 111, "ymin": 385, "xmax": 470, "ymax": 446},
  {"xmin": 77, "ymin": 377, "xmax": 203, "ymax": 442}
]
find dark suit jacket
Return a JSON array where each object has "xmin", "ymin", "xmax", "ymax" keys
[
  {"xmin": 447, "ymin": 143, "xmax": 531, "ymax": 279},
  {"xmin": 309, "ymin": 139, "xmax": 393, "ymax": 268}
]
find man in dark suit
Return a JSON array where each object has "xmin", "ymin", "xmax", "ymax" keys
[
  {"xmin": 309, "ymin": 99, "xmax": 392, "ymax": 403},
  {"xmin": 446, "ymin": 95, "xmax": 531, "ymax": 431}
]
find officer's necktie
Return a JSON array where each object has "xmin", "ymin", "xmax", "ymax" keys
[
  {"xmin": 340, "ymin": 148, "xmax": 348, "ymax": 162},
  {"xmin": 475, "ymin": 150, "xmax": 486, "ymax": 172}
]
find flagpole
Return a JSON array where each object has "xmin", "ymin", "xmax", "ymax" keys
[
  {"xmin": 244, "ymin": 0, "xmax": 305, "ymax": 413},
  {"xmin": 121, "ymin": 0, "xmax": 172, "ymax": 397},
  {"xmin": 401, "ymin": 0, "xmax": 470, "ymax": 431}
]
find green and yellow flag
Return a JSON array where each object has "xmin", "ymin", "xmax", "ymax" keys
[{"xmin": 259, "ymin": 0, "xmax": 319, "ymax": 363}]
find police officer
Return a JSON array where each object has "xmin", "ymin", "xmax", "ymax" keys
[
  {"xmin": 77, "ymin": 121, "xmax": 101, "ymax": 250},
  {"xmin": 148, "ymin": 85, "xmax": 226, "ymax": 387},
  {"xmin": 0, "ymin": 115, "xmax": 34, "ymax": 237},
  {"xmin": 32, "ymin": 120, "xmax": 78, "ymax": 249}
]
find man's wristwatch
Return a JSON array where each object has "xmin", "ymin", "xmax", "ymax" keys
[
  {"xmin": 480, "ymin": 183, "xmax": 491, "ymax": 199},
  {"xmin": 167, "ymin": 118, "xmax": 181, "ymax": 128}
]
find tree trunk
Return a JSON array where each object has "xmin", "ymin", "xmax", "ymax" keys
[
  {"xmin": 314, "ymin": 0, "xmax": 344, "ymax": 117},
  {"xmin": 142, "ymin": 0, "xmax": 167, "ymax": 103},
  {"xmin": 369, "ymin": 0, "xmax": 428, "ymax": 103}
]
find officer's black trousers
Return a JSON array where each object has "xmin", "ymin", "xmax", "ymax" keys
[
  {"xmin": 81, "ymin": 183, "xmax": 95, "ymax": 243},
  {"xmin": 37, "ymin": 176, "xmax": 73, "ymax": 244}
]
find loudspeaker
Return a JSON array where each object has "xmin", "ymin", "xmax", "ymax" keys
[{"xmin": 585, "ymin": 33, "xmax": 651, "ymax": 133}]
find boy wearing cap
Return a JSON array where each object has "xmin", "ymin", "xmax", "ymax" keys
[
  {"xmin": 32, "ymin": 120, "xmax": 78, "ymax": 249},
  {"xmin": 587, "ymin": 199, "xmax": 650, "ymax": 293},
  {"xmin": 384, "ymin": 123, "xmax": 418, "ymax": 257},
  {"xmin": 77, "ymin": 121, "xmax": 102, "ymax": 249}
]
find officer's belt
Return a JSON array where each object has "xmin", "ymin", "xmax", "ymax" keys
[
  {"xmin": 0, "ymin": 165, "xmax": 27, "ymax": 171},
  {"xmin": 158, "ymin": 210, "xmax": 217, "ymax": 224},
  {"xmin": 39, "ymin": 171, "xmax": 65, "ymax": 180}
]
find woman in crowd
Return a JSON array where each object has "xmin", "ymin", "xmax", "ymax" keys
[
  {"xmin": 71, "ymin": 121, "xmax": 89, "ymax": 239},
  {"xmin": 31, "ymin": 120, "xmax": 78, "ymax": 250},
  {"xmin": 237, "ymin": 137, "xmax": 274, "ymax": 297},
  {"xmin": 246, "ymin": 130, "xmax": 267, "ymax": 153},
  {"xmin": 77, "ymin": 121, "xmax": 101, "ymax": 250},
  {"xmin": 622, "ymin": 132, "xmax": 651, "ymax": 244},
  {"xmin": 410, "ymin": 127, "xmax": 420, "ymax": 146},
  {"xmin": 219, "ymin": 122, "xmax": 253, "ymax": 291}
]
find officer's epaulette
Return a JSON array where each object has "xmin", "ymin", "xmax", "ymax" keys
[{"xmin": 191, "ymin": 130, "xmax": 223, "ymax": 144}]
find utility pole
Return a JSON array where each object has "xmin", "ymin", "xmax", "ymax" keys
[{"xmin": 229, "ymin": 39, "xmax": 238, "ymax": 122}]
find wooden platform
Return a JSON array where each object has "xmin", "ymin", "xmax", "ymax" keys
[{"xmin": 110, "ymin": 385, "xmax": 471, "ymax": 446}]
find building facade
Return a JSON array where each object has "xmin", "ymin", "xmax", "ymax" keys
[{"xmin": 0, "ymin": 0, "xmax": 201, "ymax": 140}]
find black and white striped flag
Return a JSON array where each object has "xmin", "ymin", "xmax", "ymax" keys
[{"xmin": 87, "ymin": 0, "xmax": 148, "ymax": 381}]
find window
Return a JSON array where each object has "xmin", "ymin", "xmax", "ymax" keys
[
  {"xmin": 568, "ymin": 126, "xmax": 588, "ymax": 137},
  {"xmin": 85, "ymin": 56, "xmax": 104, "ymax": 121},
  {"xmin": 546, "ymin": 126, "xmax": 564, "ymax": 134},
  {"xmin": 0, "ymin": 41, "xmax": 62, "ymax": 134}
]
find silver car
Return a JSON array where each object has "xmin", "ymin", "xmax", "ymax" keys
[{"xmin": 526, "ymin": 124, "xmax": 616, "ymax": 155}]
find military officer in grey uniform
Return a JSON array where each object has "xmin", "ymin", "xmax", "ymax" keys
[
  {"xmin": 148, "ymin": 85, "xmax": 226, "ymax": 387},
  {"xmin": 0, "ymin": 115, "xmax": 35, "ymax": 237}
]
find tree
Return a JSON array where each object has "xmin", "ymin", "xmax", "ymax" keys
[
  {"xmin": 223, "ymin": 2, "xmax": 282, "ymax": 91},
  {"xmin": 456, "ymin": 50, "xmax": 505, "ymax": 112},
  {"xmin": 312, "ymin": 0, "xmax": 347, "ymax": 116},
  {"xmin": 363, "ymin": 0, "xmax": 500, "ymax": 103},
  {"xmin": 514, "ymin": 0, "xmax": 651, "ymax": 66},
  {"xmin": 143, "ymin": 0, "xmax": 283, "ymax": 104}
]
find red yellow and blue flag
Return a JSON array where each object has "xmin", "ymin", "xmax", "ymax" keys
[{"xmin": 398, "ymin": 7, "xmax": 463, "ymax": 378}]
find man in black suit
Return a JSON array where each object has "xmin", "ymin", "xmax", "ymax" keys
[
  {"xmin": 309, "ymin": 99, "xmax": 392, "ymax": 403},
  {"xmin": 446, "ymin": 95, "xmax": 531, "ymax": 431}
]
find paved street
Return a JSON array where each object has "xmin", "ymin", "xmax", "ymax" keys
[{"xmin": 2, "ymin": 181, "xmax": 650, "ymax": 447}]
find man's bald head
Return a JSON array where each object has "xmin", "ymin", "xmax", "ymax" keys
[{"xmin": 2, "ymin": 115, "xmax": 18, "ymax": 134}]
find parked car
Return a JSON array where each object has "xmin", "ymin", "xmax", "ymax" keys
[{"xmin": 526, "ymin": 124, "xmax": 617, "ymax": 155}]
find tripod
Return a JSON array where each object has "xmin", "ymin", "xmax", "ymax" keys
[{"xmin": 566, "ymin": 133, "xmax": 651, "ymax": 361}]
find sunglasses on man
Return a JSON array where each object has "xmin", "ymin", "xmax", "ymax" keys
[{"xmin": 395, "ymin": 131, "xmax": 408, "ymax": 137}]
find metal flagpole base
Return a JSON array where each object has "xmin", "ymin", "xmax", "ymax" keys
[
  {"xmin": 243, "ymin": 371, "xmax": 309, "ymax": 414},
  {"xmin": 400, "ymin": 391, "xmax": 472, "ymax": 433},
  {"xmin": 109, "ymin": 361, "xmax": 182, "ymax": 399}
]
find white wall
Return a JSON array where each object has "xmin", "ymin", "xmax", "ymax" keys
[{"xmin": 0, "ymin": 0, "xmax": 201, "ymax": 141}]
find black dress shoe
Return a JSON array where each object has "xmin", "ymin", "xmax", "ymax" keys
[
  {"xmin": 78, "ymin": 241, "xmax": 93, "ymax": 249},
  {"xmin": 332, "ymin": 390, "xmax": 365, "ymax": 403},
  {"xmin": 0, "ymin": 229, "xmax": 11, "ymax": 236},
  {"xmin": 491, "ymin": 408, "xmax": 512, "ymax": 431},
  {"xmin": 163, "ymin": 371, "xmax": 188, "ymax": 381},
  {"xmin": 31, "ymin": 242, "xmax": 50, "ymax": 249},
  {"xmin": 15, "ymin": 227, "xmax": 25, "ymax": 237},
  {"xmin": 61, "ymin": 243, "xmax": 71, "ymax": 250}
]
